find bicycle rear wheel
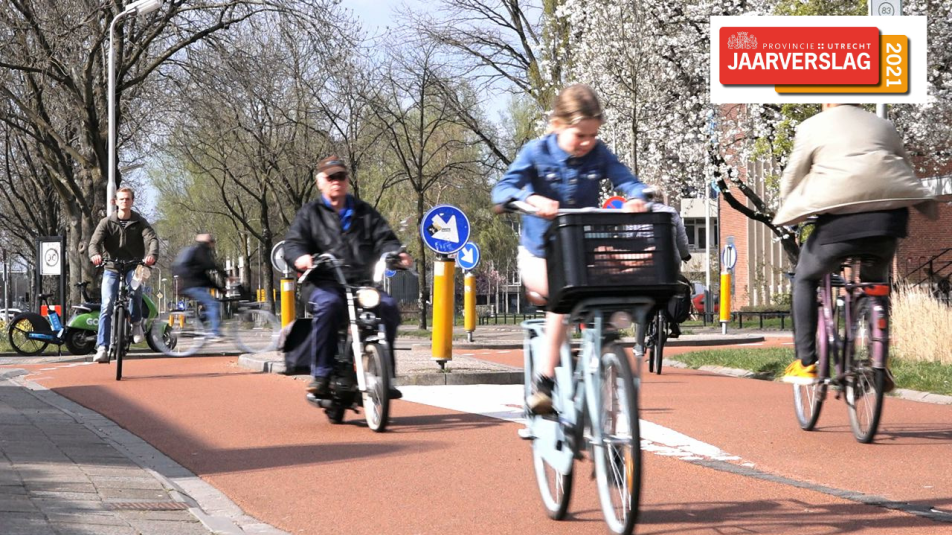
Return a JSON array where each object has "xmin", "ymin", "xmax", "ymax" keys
[
  {"xmin": 7, "ymin": 315, "xmax": 50, "ymax": 356},
  {"xmin": 592, "ymin": 342, "xmax": 641, "ymax": 535},
  {"xmin": 153, "ymin": 311, "xmax": 205, "ymax": 357},
  {"xmin": 532, "ymin": 432, "xmax": 574, "ymax": 520},
  {"xmin": 230, "ymin": 309, "xmax": 280, "ymax": 353},
  {"xmin": 846, "ymin": 298, "xmax": 885, "ymax": 443},
  {"xmin": 794, "ymin": 310, "xmax": 827, "ymax": 430}
]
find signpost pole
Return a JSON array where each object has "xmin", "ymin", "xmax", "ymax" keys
[
  {"xmin": 420, "ymin": 205, "xmax": 472, "ymax": 367},
  {"xmin": 870, "ymin": 0, "xmax": 902, "ymax": 119},
  {"xmin": 432, "ymin": 256, "xmax": 455, "ymax": 364},
  {"xmin": 464, "ymin": 271, "xmax": 476, "ymax": 342}
]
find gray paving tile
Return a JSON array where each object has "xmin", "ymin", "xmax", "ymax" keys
[
  {"xmin": 99, "ymin": 487, "xmax": 171, "ymax": 500},
  {"xmin": 52, "ymin": 525, "xmax": 137, "ymax": 535},
  {"xmin": 24, "ymin": 482, "xmax": 97, "ymax": 494},
  {"xmin": 46, "ymin": 512, "xmax": 128, "ymax": 526},
  {"xmin": 0, "ymin": 514, "xmax": 56, "ymax": 535},
  {"xmin": 127, "ymin": 519, "xmax": 210, "ymax": 535},
  {"xmin": 32, "ymin": 498, "xmax": 109, "ymax": 514},
  {"xmin": 0, "ymin": 495, "xmax": 38, "ymax": 512},
  {"xmin": 115, "ymin": 509, "xmax": 196, "ymax": 522},
  {"xmin": 90, "ymin": 477, "xmax": 165, "ymax": 490}
]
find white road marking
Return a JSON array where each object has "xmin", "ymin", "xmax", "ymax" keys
[{"xmin": 400, "ymin": 384, "xmax": 744, "ymax": 464}]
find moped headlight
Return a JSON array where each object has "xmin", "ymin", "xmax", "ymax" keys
[{"xmin": 356, "ymin": 288, "xmax": 381, "ymax": 309}]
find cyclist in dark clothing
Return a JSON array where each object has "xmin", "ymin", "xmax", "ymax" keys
[
  {"xmin": 284, "ymin": 155, "xmax": 413, "ymax": 399},
  {"xmin": 173, "ymin": 234, "xmax": 228, "ymax": 341}
]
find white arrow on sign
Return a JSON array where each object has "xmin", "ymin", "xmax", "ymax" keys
[
  {"xmin": 460, "ymin": 247, "xmax": 474, "ymax": 265},
  {"xmin": 432, "ymin": 214, "xmax": 460, "ymax": 243}
]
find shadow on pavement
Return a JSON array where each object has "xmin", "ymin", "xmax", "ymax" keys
[{"xmin": 388, "ymin": 412, "xmax": 510, "ymax": 434}]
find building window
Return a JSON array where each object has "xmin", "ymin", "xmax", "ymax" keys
[{"xmin": 683, "ymin": 218, "xmax": 718, "ymax": 251}]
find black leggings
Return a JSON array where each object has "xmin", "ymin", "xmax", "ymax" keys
[{"xmin": 793, "ymin": 236, "xmax": 897, "ymax": 365}]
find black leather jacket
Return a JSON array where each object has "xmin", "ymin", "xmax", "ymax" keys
[{"xmin": 284, "ymin": 197, "xmax": 402, "ymax": 284}]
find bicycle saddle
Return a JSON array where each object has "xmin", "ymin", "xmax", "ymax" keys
[{"xmin": 38, "ymin": 293, "xmax": 54, "ymax": 300}]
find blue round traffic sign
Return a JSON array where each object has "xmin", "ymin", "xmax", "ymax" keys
[
  {"xmin": 420, "ymin": 205, "xmax": 471, "ymax": 255},
  {"xmin": 457, "ymin": 242, "xmax": 480, "ymax": 271}
]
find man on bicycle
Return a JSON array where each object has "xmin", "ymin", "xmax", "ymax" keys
[
  {"xmin": 89, "ymin": 187, "xmax": 159, "ymax": 363},
  {"xmin": 172, "ymin": 233, "xmax": 228, "ymax": 342},
  {"xmin": 774, "ymin": 104, "xmax": 935, "ymax": 387},
  {"xmin": 284, "ymin": 155, "xmax": 413, "ymax": 399}
]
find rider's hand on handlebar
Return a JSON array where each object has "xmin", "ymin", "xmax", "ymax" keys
[
  {"xmin": 396, "ymin": 252, "xmax": 414, "ymax": 269},
  {"xmin": 622, "ymin": 198, "xmax": 648, "ymax": 213},
  {"xmin": 144, "ymin": 255, "xmax": 156, "ymax": 267},
  {"xmin": 527, "ymin": 195, "xmax": 559, "ymax": 219},
  {"xmin": 91, "ymin": 255, "xmax": 102, "ymax": 266},
  {"xmin": 294, "ymin": 254, "xmax": 314, "ymax": 271}
]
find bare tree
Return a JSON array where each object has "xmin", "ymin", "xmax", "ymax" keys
[
  {"xmin": 0, "ymin": 0, "xmax": 337, "ymax": 304},
  {"xmin": 370, "ymin": 41, "xmax": 485, "ymax": 329}
]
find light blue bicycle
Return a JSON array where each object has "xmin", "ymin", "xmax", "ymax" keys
[{"xmin": 501, "ymin": 201, "xmax": 681, "ymax": 534}]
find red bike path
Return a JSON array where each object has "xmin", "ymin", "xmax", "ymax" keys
[{"xmin": 11, "ymin": 341, "xmax": 951, "ymax": 534}]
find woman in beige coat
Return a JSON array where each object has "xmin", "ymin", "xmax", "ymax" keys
[{"xmin": 775, "ymin": 104, "xmax": 935, "ymax": 386}]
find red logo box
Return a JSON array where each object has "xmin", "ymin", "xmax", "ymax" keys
[{"xmin": 719, "ymin": 27, "xmax": 880, "ymax": 85}]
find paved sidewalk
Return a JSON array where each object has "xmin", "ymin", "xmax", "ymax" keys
[{"xmin": 0, "ymin": 369, "xmax": 285, "ymax": 535}]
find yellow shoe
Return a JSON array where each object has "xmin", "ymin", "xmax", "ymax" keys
[{"xmin": 782, "ymin": 360, "xmax": 818, "ymax": 385}]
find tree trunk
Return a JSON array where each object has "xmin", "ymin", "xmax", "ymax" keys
[{"xmin": 416, "ymin": 194, "xmax": 428, "ymax": 330}]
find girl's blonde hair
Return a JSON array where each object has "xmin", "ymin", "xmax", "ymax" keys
[{"xmin": 550, "ymin": 84, "xmax": 603, "ymax": 126}]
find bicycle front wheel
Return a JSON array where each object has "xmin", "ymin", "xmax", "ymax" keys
[
  {"xmin": 362, "ymin": 342, "xmax": 392, "ymax": 432},
  {"xmin": 592, "ymin": 342, "xmax": 641, "ymax": 535},
  {"xmin": 153, "ymin": 311, "xmax": 205, "ymax": 357},
  {"xmin": 230, "ymin": 309, "xmax": 280, "ymax": 354},
  {"xmin": 114, "ymin": 306, "xmax": 126, "ymax": 381},
  {"xmin": 650, "ymin": 310, "xmax": 666, "ymax": 375},
  {"xmin": 846, "ymin": 299, "xmax": 885, "ymax": 443}
]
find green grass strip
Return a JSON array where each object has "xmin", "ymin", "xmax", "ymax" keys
[{"xmin": 674, "ymin": 347, "xmax": 952, "ymax": 396}]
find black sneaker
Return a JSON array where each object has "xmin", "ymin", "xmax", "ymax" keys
[
  {"xmin": 669, "ymin": 322, "xmax": 681, "ymax": 339},
  {"xmin": 527, "ymin": 374, "xmax": 555, "ymax": 415},
  {"xmin": 306, "ymin": 376, "xmax": 331, "ymax": 398},
  {"xmin": 388, "ymin": 387, "xmax": 403, "ymax": 400}
]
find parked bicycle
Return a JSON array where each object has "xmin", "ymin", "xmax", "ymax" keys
[
  {"xmin": 500, "ymin": 200, "xmax": 681, "ymax": 535},
  {"xmin": 152, "ymin": 285, "xmax": 280, "ymax": 358},
  {"xmin": 298, "ymin": 249, "xmax": 414, "ymax": 432},
  {"xmin": 792, "ymin": 256, "xmax": 891, "ymax": 443}
]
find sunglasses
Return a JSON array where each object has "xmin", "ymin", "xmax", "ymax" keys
[{"xmin": 326, "ymin": 172, "xmax": 348, "ymax": 181}]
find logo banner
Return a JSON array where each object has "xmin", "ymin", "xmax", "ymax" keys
[{"xmin": 710, "ymin": 16, "xmax": 928, "ymax": 104}]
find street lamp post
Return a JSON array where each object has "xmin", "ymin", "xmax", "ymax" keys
[
  {"xmin": 107, "ymin": 0, "xmax": 165, "ymax": 216},
  {"xmin": 161, "ymin": 278, "xmax": 168, "ymax": 313}
]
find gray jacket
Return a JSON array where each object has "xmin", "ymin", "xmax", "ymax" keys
[{"xmin": 88, "ymin": 210, "xmax": 159, "ymax": 271}]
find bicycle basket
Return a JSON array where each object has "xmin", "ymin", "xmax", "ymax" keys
[{"xmin": 544, "ymin": 211, "xmax": 680, "ymax": 313}]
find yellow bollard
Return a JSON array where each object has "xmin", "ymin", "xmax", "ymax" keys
[
  {"xmin": 280, "ymin": 278, "xmax": 295, "ymax": 327},
  {"xmin": 432, "ymin": 258, "xmax": 455, "ymax": 364},
  {"xmin": 464, "ymin": 272, "xmax": 476, "ymax": 342},
  {"xmin": 719, "ymin": 272, "xmax": 732, "ymax": 335}
]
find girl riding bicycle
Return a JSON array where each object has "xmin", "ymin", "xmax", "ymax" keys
[{"xmin": 491, "ymin": 84, "xmax": 649, "ymax": 414}]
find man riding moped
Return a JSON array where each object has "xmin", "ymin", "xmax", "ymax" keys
[{"xmin": 285, "ymin": 155, "xmax": 413, "ymax": 401}]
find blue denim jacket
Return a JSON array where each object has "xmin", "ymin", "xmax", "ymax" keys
[{"xmin": 491, "ymin": 133, "xmax": 647, "ymax": 256}]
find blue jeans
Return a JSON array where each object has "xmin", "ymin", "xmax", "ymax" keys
[
  {"xmin": 308, "ymin": 282, "xmax": 400, "ymax": 378},
  {"xmin": 182, "ymin": 287, "xmax": 221, "ymax": 336},
  {"xmin": 96, "ymin": 269, "xmax": 143, "ymax": 349}
]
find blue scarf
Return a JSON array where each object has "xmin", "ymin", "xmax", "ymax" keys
[{"xmin": 323, "ymin": 194, "xmax": 354, "ymax": 231}]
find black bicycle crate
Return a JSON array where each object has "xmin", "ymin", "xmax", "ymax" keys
[{"xmin": 544, "ymin": 211, "xmax": 680, "ymax": 313}]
